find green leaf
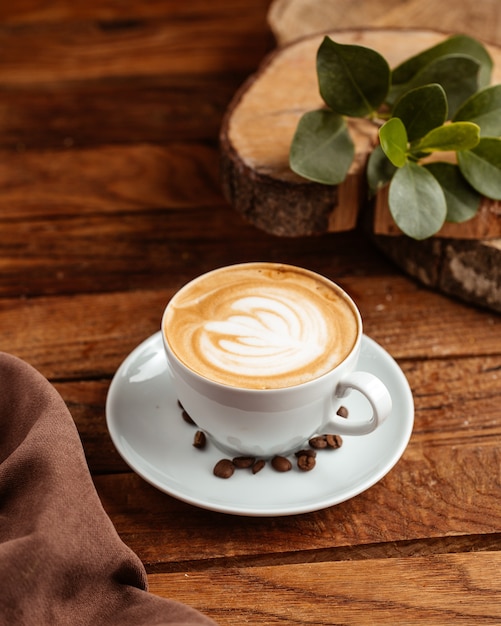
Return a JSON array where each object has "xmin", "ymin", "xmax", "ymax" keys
[
  {"xmin": 453, "ymin": 85, "xmax": 501, "ymax": 136},
  {"xmin": 366, "ymin": 145, "xmax": 397, "ymax": 195},
  {"xmin": 389, "ymin": 55, "xmax": 481, "ymax": 117},
  {"xmin": 289, "ymin": 109, "xmax": 354, "ymax": 184},
  {"xmin": 457, "ymin": 137, "xmax": 501, "ymax": 200},
  {"xmin": 411, "ymin": 121, "xmax": 480, "ymax": 154},
  {"xmin": 425, "ymin": 162, "xmax": 481, "ymax": 222},
  {"xmin": 317, "ymin": 36, "xmax": 390, "ymax": 117},
  {"xmin": 379, "ymin": 118, "xmax": 408, "ymax": 167},
  {"xmin": 392, "ymin": 34, "xmax": 492, "ymax": 88},
  {"xmin": 388, "ymin": 161, "xmax": 447, "ymax": 239},
  {"xmin": 393, "ymin": 84, "xmax": 448, "ymax": 142}
]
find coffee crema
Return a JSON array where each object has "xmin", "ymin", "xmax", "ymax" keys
[{"xmin": 163, "ymin": 263, "xmax": 359, "ymax": 389}]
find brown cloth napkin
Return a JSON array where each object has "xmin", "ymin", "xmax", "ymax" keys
[{"xmin": 0, "ymin": 352, "xmax": 216, "ymax": 625}]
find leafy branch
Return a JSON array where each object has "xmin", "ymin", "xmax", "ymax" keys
[{"xmin": 289, "ymin": 35, "xmax": 501, "ymax": 239}]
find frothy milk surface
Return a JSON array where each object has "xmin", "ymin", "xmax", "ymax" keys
[{"xmin": 163, "ymin": 263, "xmax": 359, "ymax": 389}]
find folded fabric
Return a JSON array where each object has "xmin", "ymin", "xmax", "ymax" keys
[{"xmin": 0, "ymin": 352, "xmax": 216, "ymax": 625}]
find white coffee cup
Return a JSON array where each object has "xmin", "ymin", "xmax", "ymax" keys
[{"xmin": 161, "ymin": 262, "xmax": 392, "ymax": 458}]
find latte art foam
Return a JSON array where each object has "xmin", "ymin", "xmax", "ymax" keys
[
  {"xmin": 201, "ymin": 292, "xmax": 328, "ymax": 378},
  {"xmin": 163, "ymin": 263, "xmax": 359, "ymax": 389}
]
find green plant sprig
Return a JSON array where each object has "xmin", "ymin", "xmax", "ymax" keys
[{"xmin": 289, "ymin": 34, "xmax": 501, "ymax": 239}]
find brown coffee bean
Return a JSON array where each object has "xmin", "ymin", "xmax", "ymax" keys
[
  {"xmin": 294, "ymin": 448, "xmax": 316, "ymax": 458},
  {"xmin": 233, "ymin": 456, "xmax": 256, "ymax": 469},
  {"xmin": 213, "ymin": 459, "xmax": 235, "ymax": 479},
  {"xmin": 271, "ymin": 456, "xmax": 292, "ymax": 472},
  {"xmin": 252, "ymin": 459, "xmax": 266, "ymax": 474},
  {"xmin": 325, "ymin": 434, "xmax": 343, "ymax": 449},
  {"xmin": 192, "ymin": 430, "xmax": 206, "ymax": 449},
  {"xmin": 297, "ymin": 453, "xmax": 316, "ymax": 472},
  {"xmin": 309, "ymin": 435, "xmax": 328, "ymax": 449},
  {"xmin": 337, "ymin": 406, "xmax": 349, "ymax": 418},
  {"xmin": 181, "ymin": 410, "xmax": 196, "ymax": 426}
]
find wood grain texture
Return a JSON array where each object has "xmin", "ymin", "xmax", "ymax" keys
[
  {"xmin": 268, "ymin": 0, "xmax": 501, "ymax": 47},
  {"xmin": 0, "ymin": 1, "xmax": 273, "ymax": 152},
  {"xmin": 148, "ymin": 552, "xmax": 501, "ymax": 624},
  {"xmin": 0, "ymin": 145, "xmax": 223, "ymax": 219},
  {"xmin": 0, "ymin": 77, "xmax": 243, "ymax": 148},
  {"xmin": 0, "ymin": 12, "xmax": 271, "ymax": 85},
  {"xmin": 0, "ymin": 215, "xmax": 392, "ymax": 298},
  {"xmin": 0, "ymin": 143, "xmax": 393, "ymax": 297},
  {"xmin": 0, "ymin": 0, "xmax": 273, "ymax": 26}
]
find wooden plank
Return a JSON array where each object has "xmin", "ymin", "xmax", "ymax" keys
[
  {"xmin": 0, "ymin": 216, "xmax": 392, "ymax": 297},
  {"xmin": 148, "ymin": 552, "xmax": 501, "ymax": 624},
  {"xmin": 0, "ymin": 144, "xmax": 223, "ymax": 219},
  {"xmin": 0, "ymin": 145, "xmax": 391, "ymax": 297},
  {"xmin": 0, "ymin": 77, "xmax": 244, "ymax": 148},
  {"xmin": 0, "ymin": 289, "xmax": 170, "ymax": 380},
  {"xmin": 0, "ymin": 0, "xmax": 272, "ymax": 26},
  {"xmin": 0, "ymin": 1, "xmax": 273, "ymax": 150},
  {"xmin": 0, "ymin": 13, "xmax": 271, "ymax": 85},
  {"xmin": 350, "ymin": 276, "xmax": 501, "ymax": 360}
]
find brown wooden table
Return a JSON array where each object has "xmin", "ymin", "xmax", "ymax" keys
[{"xmin": 2, "ymin": 1, "xmax": 501, "ymax": 623}]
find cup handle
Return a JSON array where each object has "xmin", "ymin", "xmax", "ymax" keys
[{"xmin": 324, "ymin": 371, "xmax": 392, "ymax": 436}]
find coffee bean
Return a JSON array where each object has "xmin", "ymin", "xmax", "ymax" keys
[
  {"xmin": 213, "ymin": 459, "xmax": 235, "ymax": 479},
  {"xmin": 309, "ymin": 435, "xmax": 328, "ymax": 449},
  {"xmin": 294, "ymin": 448, "xmax": 316, "ymax": 458},
  {"xmin": 192, "ymin": 430, "xmax": 206, "ymax": 449},
  {"xmin": 271, "ymin": 456, "xmax": 292, "ymax": 472},
  {"xmin": 297, "ymin": 453, "xmax": 316, "ymax": 472},
  {"xmin": 233, "ymin": 456, "xmax": 256, "ymax": 469},
  {"xmin": 181, "ymin": 410, "xmax": 197, "ymax": 426},
  {"xmin": 337, "ymin": 406, "xmax": 349, "ymax": 418},
  {"xmin": 325, "ymin": 434, "xmax": 343, "ymax": 449},
  {"xmin": 252, "ymin": 459, "xmax": 266, "ymax": 474}
]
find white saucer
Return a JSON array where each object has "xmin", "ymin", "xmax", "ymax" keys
[{"xmin": 106, "ymin": 332, "xmax": 414, "ymax": 517}]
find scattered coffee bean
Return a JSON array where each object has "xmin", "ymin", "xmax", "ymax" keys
[
  {"xmin": 308, "ymin": 435, "xmax": 328, "ymax": 450},
  {"xmin": 193, "ymin": 430, "xmax": 207, "ymax": 449},
  {"xmin": 271, "ymin": 455, "xmax": 292, "ymax": 472},
  {"xmin": 184, "ymin": 404, "xmax": 347, "ymax": 477},
  {"xmin": 181, "ymin": 410, "xmax": 197, "ymax": 426},
  {"xmin": 294, "ymin": 448, "xmax": 316, "ymax": 458},
  {"xmin": 297, "ymin": 453, "xmax": 316, "ymax": 472},
  {"xmin": 337, "ymin": 406, "xmax": 349, "ymax": 418},
  {"xmin": 325, "ymin": 434, "xmax": 343, "ymax": 449},
  {"xmin": 233, "ymin": 456, "xmax": 256, "ymax": 469},
  {"xmin": 213, "ymin": 459, "xmax": 235, "ymax": 479},
  {"xmin": 252, "ymin": 459, "xmax": 266, "ymax": 474}
]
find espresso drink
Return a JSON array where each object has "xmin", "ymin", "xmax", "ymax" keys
[{"xmin": 163, "ymin": 263, "xmax": 359, "ymax": 389}]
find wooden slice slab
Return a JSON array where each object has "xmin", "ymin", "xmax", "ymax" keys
[
  {"xmin": 220, "ymin": 32, "xmax": 375, "ymax": 237},
  {"xmin": 219, "ymin": 28, "xmax": 501, "ymax": 312},
  {"xmin": 267, "ymin": 0, "xmax": 501, "ymax": 49}
]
